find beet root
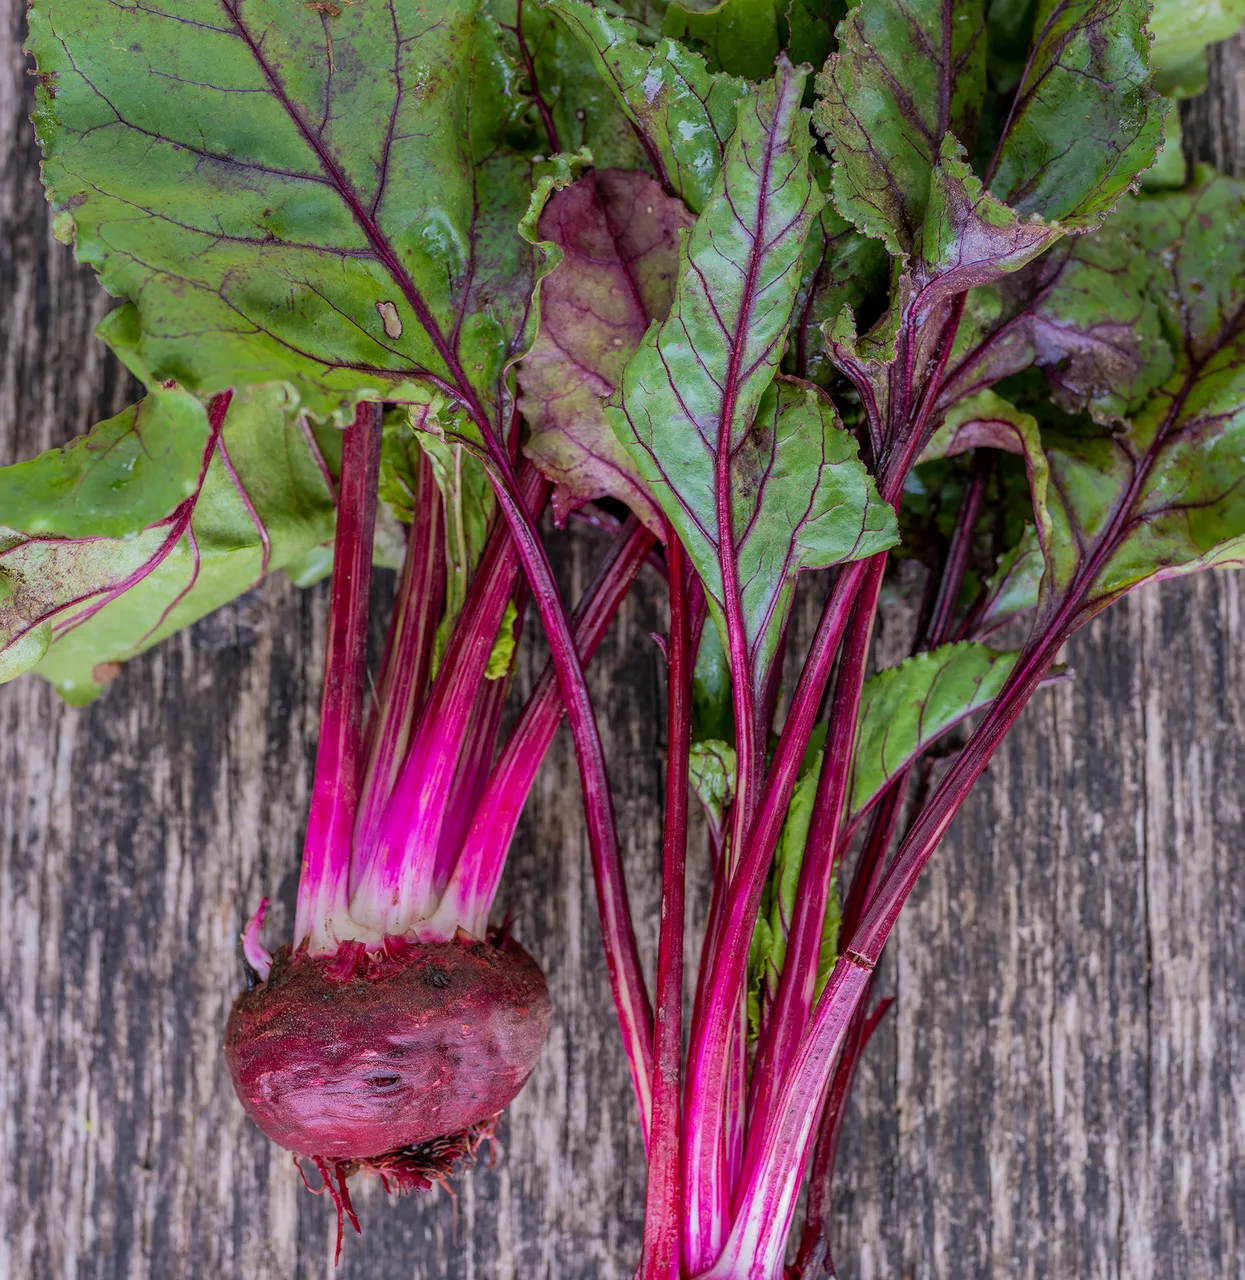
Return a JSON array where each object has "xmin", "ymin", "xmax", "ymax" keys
[{"xmin": 225, "ymin": 933, "xmax": 551, "ymax": 1164}]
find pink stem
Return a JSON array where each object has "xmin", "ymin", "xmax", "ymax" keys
[
  {"xmin": 478, "ymin": 440, "xmax": 656, "ymax": 1141},
  {"xmin": 743, "ymin": 557, "xmax": 886, "ymax": 1162},
  {"xmin": 682, "ymin": 560, "xmax": 869, "ymax": 1268},
  {"xmin": 354, "ymin": 448, "xmax": 445, "ymax": 858},
  {"xmin": 293, "ymin": 401, "xmax": 383, "ymax": 953},
  {"xmin": 793, "ymin": 991, "xmax": 892, "ymax": 1276},
  {"xmin": 431, "ymin": 648, "xmax": 514, "ymax": 896},
  {"xmin": 699, "ymin": 958, "xmax": 873, "ymax": 1280},
  {"xmin": 639, "ymin": 532, "xmax": 694, "ymax": 1280},
  {"xmin": 439, "ymin": 518, "xmax": 656, "ymax": 939},
  {"xmin": 716, "ymin": 625, "xmax": 1068, "ymax": 1276},
  {"xmin": 351, "ymin": 468, "xmax": 546, "ymax": 932}
]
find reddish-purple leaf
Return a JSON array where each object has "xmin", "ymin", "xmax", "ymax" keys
[{"xmin": 519, "ymin": 169, "xmax": 692, "ymax": 533}]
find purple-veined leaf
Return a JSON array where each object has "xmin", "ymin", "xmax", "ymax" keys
[
  {"xmin": 824, "ymin": 139, "xmax": 1063, "ymax": 443},
  {"xmin": 975, "ymin": 523, "xmax": 1045, "ymax": 634},
  {"xmin": 608, "ymin": 61, "xmax": 896, "ymax": 683},
  {"xmin": 518, "ymin": 168, "xmax": 692, "ymax": 533},
  {"xmin": 813, "ymin": 0, "xmax": 987, "ymax": 256},
  {"xmin": 0, "ymin": 385, "xmax": 339, "ymax": 701},
  {"xmin": 689, "ymin": 737, "xmax": 736, "ymax": 842},
  {"xmin": 542, "ymin": 0, "xmax": 748, "ymax": 212},
  {"xmin": 28, "ymin": 0, "xmax": 545, "ymax": 422},
  {"xmin": 1036, "ymin": 175, "xmax": 1245, "ymax": 616},
  {"xmin": 496, "ymin": 0, "xmax": 655, "ymax": 171},
  {"xmin": 0, "ymin": 387, "xmax": 212, "ymax": 538},
  {"xmin": 848, "ymin": 641, "xmax": 1021, "ymax": 815},
  {"xmin": 948, "ymin": 174, "xmax": 1245, "ymax": 623},
  {"xmin": 787, "ymin": 157, "xmax": 889, "ymax": 386},
  {"xmin": 941, "ymin": 221, "xmax": 1175, "ymax": 425},
  {"xmin": 986, "ymin": 0, "xmax": 1165, "ymax": 230}
]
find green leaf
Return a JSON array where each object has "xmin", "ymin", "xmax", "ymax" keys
[
  {"xmin": 0, "ymin": 389, "xmax": 212, "ymax": 538},
  {"xmin": 692, "ymin": 621, "xmax": 735, "ymax": 742},
  {"xmin": 941, "ymin": 220, "xmax": 1174, "ymax": 426},
  {"xmin": 609, "ymin": 62, "xmax": 896, "ymax": 683},
  {"xmin": 826, "ymin": 139, "xmax": 1061, "ymax": 429},
  {"xmin": 787, "ymin": 164, "xmax": 889, "ymax": 385},
  {"xmin": 813, "ymin": 0, "xmax": 987, "ymax": 255},
  {"xmin": 495, "ymin": 1, "xmax": 651, "ymax": 168},
  {"xmin": 28, "ymin": 0, "xmax": 540, "ymax": 420},
  {"xmin": 849, "ymin": 642, "xmax": 1021, "ymax": 816},
  {"xmin": 411, "ymin": 415, "xmax": 497, "ymax": 673},
  {"xmin": 1035, "ymin": 173, "xmax": 1245, "ymax": 613},
  {"xmin": 542, "ymin": 0, "xmax": 749, "ymax": 211},
  {"xmin": 662, "ymin": 0, "xmax": 781, "ymax": 81},
  {"xmin": 284, "ymin": 541, "xmax": 335, "ymax": 589},
  {"xmin": 518, "ymin": 169, "xmax": 692, "ymax": 532},
  {"xmin": 485, "ymin": 598, "xmax": 521, "ymax": 678},
  {"xmin": 1, "ymin": 385, "xmax": 338, "ymax": 702},
  {"xmin": 1148, "ymin": 0, "xmax": 1245, "ymax": 97},
  {"xmin": 785, "ymin": 0, "xmax": 844, "ymax": 71},
  {"xmin": 748, "ymin": 739, "xmax": 840, "ymax": 1034},
  {"xmin": 976, "ymin": 521, "xmax": 1045, "ymax": 633},
  {"xmin": 1140, "ymin": 107, "xmax": 1188, "ymax": 191},
  {"xmin": 986, "ymin": 0, "xmax": 1165, "ymax": 230},
  {"xmin": 923, "ymin": 388, "xmax": 1051, "ymax": 529},
  {"xmin": 689, "ymin": 736, "xmax": 737, "ymax": 833}
]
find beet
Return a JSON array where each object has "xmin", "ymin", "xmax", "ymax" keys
[{"xmin": 225, "ymin": 933, "xmax": 551, "ymax": 1163}]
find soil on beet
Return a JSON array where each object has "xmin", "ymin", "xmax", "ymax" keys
[{"xmin": 225, "ymin": 933, "xmax": 551, "ymax": 1161}]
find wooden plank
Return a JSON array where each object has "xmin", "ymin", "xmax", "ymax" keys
[{"xmin": 2, "ymin": 12, "xmax": 1243, "ymax": 1279}]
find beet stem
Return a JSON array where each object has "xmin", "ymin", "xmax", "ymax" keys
[
  {"xmin": 294, "ymin": 401, "xmax": 382, "ymax": 953},
  {"xmin": 349, "ymin": 465, "xmax": 545, "ymax": 935},
  {"xmin": 355, "ymin": 441, "xmax": 445, "ymax": 858},
  {"xmin": 437, "ymin": 516, "xmax": 654, "ymax": 938},
  {"xmin": 640, "ymin": 531, "xmax": 694, "ymax": 1280},
  {"xmin": 476, "ymin": 438, "xmax": 656, "ymax": 1148}
]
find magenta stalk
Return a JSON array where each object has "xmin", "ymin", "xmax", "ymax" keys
[
  {"xmin": 640, "ymin": 530, "xmax": 695, "ymax": 1280},
  {"xmin": 293, "ymin": 401, "xmax": 383, "ymax": 954}
]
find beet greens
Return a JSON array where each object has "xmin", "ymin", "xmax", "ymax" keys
[{"xmin": 7, "ymin": 0, "xmax": 1245, "ymax": 1273}]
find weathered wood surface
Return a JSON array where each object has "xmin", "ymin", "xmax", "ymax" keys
[{"xmin": 2, "ymin": 10, "xmax": 1244, "ymax": 1276}]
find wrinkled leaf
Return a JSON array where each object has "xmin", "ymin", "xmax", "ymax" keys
[
  {"xmin": 849, "ymin": 642, "xmax": 1021, "ymax": 816},
  {"xmin": 29, "ymin": 0, "xmax": 539, "ymax": 420},
  {"xmin": 518, "ymin": 169, "xmax": 691, "ymax": 531},
  {"xmin": 0, "ymin": 389, "xmax": 211, "ymax": 538},
  {"xmin": 543, "ymin": 0, "xmax": 748, "ymax": 211},
  {"xmin": 609, "ymin": 63, "xmax": 896, "ymax": 682},
  {"xmin": 826, "ymin": 139, "xmax": 1061, "ymax": 435},
  {"xmin": 496, "ymin": 0, "xmax": 652, "ymax": 167},
  {"xmin": 941, "ymin": 220, "xmax": 1174, "ymax": 425},
  {"xmin": 1035, "ymin": 174, "xmax": 1245, "ymax": 614},
  {"xmin": 986, "ymin": 0, "xmax": 1165, "ymax": 230},
  {"xmin": 1, "ymin": 385, "xmax": 338, "ymax": 702},
  {"xmin": 813, "ymin": 0, "xmax": 986, "ymax": 255}
]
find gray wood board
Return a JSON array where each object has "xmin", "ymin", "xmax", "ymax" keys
[{"xmin": 2, "ymin": 11, "xmax": 1243, "ymax": 1279}]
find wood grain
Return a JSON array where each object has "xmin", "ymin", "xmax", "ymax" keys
[{"xmin": 2, "ymin": 11, "xmax": 1243, "ymax": 1279}]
